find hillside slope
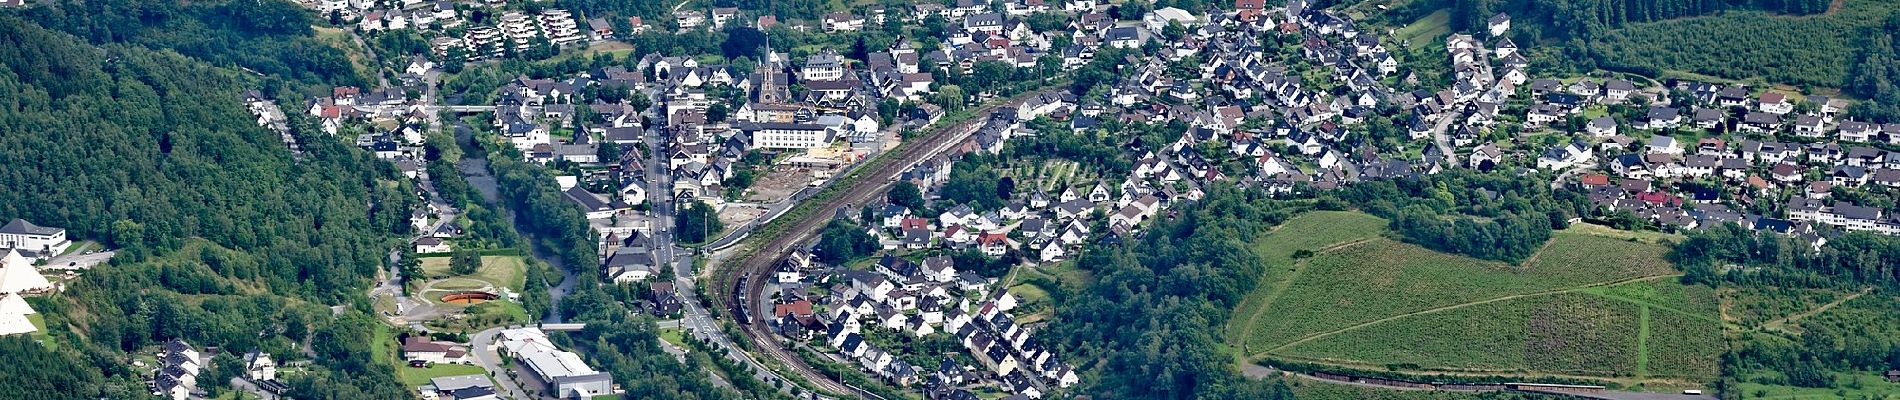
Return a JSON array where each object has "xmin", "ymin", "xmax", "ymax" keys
[{"xmin": 0, "ymin": 14, "xmax": 415, "ymax": 399}]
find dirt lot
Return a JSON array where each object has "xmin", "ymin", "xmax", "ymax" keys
[
  {"xmin": 745, "ymin": 167, "xmax": 818, "ymax": 203},
  {"xmin": 718, "ymin": 204, "xmax": 768, "ymax": 229}
]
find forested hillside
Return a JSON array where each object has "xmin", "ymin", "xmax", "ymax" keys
[
  {"xmin": 1672, "ymin": 225, "xmax": 1900, "ymax": 394},
  {"xmin": 1447, "ymin": 0, "xmax": 1829, "ymax": 41},
  {"xmin": 1049, "ymin": 185, "xmax": 1302, "ymax": 400},
  {"xmin": 14, "ymin": 0, "xmax": 366, "ymax": 91},
  {"xmin": 1415, "ymin": 0, "xmax": 1900, "ymax": 120},
  {"xmin": 0, "ymin": 11, "xmax": 413, "ymax": 399},
  {"xmin": 1848, "ymin": 15, "xmax": 1900, "ymax": 122}
]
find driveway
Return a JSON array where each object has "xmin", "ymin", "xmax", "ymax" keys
[{"xmin": 469, "ymin": 326, "xmax": 532, "ymax": 399}]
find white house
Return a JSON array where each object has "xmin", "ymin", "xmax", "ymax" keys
[{"xmin": 0, "ymin": 219, "xmax": 67, "ymax": 256}]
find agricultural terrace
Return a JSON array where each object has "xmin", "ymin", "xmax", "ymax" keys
[
  {"xmin": 1226, "ymin": 211, "xmax": 1388, "ymax": 346},
  {"xmin": 1278, "ymin": 293, "xmax": 1643, "ymax": 377},
  {"xmin": 1233, "ymin": 211, "xmax": 1715, "ymax": 381}
]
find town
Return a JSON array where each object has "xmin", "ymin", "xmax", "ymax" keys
[
  {"xmin": 261, "ymin": 0, "xmax": 1900, "ymax": 398},
  {"xmin": 6, "ymin": 0, "xmax": 1900, "ymax": 399}
]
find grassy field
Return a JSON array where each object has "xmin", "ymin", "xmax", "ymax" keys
[
  {"xmin": 1736, "ymin": 371, "xmax": 1900, "ymax": 399},
  {"xmin": 1274, "ymin": 277, "xmax": 1723, "ymax": 381},
  {"xmin": 1392, "ymin": 10, "xmax": 1450, "ymax": 50},
  {"xmin": 659, "ymin": 327, "xmax": 689, "ymax": 349},
  {"xmin": 1233, "ymin": 211, "xmax": 1712, "ymax": 382},
  {"xmin": 1564, "ymin": 222, "xmax": 1685, "ymax": 244},
  {"xmin": 395, "ymin": 363, "xmax": 489, "ymax": 387},
  {"xmin": 27, "ymin": 313, "xmax": 50, "ymax": 348},
  {"xmin": 372, "ymin": 322, "xmax": 396, "ymax": 364},
  {"xmin": 424, "ymin": 299, "xmax": 531, "ymax": 333},
  {"xmin": 421, "ymin": 255, "xmax": 528, "ymax": 291}
]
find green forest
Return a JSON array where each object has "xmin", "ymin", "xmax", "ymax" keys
[
  {"xmin": 14, "ymin": 0, "xmax": 366, "ymax": 92},
  {"xmin": 1048, "ymin": 185, "xmax": 1304, "ymax": 400},
  {"xmin": 0, "ymin": 10, "xmax": 414, "ymax": 399},
  {"xmin": 1672, "ymin": 224, "xmax": 1900, "ymax": 395},
  {"xmin": 1325, "ymin": 170, "xmax": 1587, "ymax": 263},
  {"xmin": 1419, "ymin": 0, "xmax": 1900, "ymax": 121}
]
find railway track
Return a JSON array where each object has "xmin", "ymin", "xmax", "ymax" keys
[{"xmin": 716, "ymin": 87, "xmax": 1062, "ymax": 399}]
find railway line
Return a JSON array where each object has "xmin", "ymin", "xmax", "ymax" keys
[{"xmin": 713, "ymin": 87, "xmax": 1062, "ymax": 399}]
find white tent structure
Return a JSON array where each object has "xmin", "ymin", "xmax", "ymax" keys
[
  {"xmin": 0, "ymin": 250, "xmax": 52, "ymax": 294},
  {"xmin": 0, "ymin": 293, "xmax": 32, "ymax": 315},
  {"xmin": 0, "ymin": 293, "xmax": 35, "ymax": 336}
]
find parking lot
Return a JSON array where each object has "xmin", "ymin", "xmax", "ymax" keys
[{"xmin": 43, "ymin": 248, "xmax": 115, "ymax": 271}]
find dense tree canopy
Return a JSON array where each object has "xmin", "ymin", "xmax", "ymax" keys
[
  {"xmin": 0, "ymin": 14, "xmax": 410, "ymax": 396},
  {"xmin": 1050, "ymin": 185, "xmax": 1303, "ymax": 399},
  {"xmin": 676, "ymin": 201, "xmax": 725, "ymax": 244},
  {"xmin": 17, "ymin": 0, "xmax": 367, "ymax": 91},
  {"xmin": 1326, "ymin": 170, "xmax": 1584, "ymax": 263},
  {"xmin": 813, "ymin": 219, "xmax": 879, "ymax": 265}
]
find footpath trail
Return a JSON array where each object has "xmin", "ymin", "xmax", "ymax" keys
[
  {"xmin": 1761, "ymin": 286, "xmax": 1871, "ymax": 333},
  {"xmin": 1256, "ymin": 274, "xmax": 1683, "ymax": 357},
  {"xmin": 1231, "ymin": 238, "xmax": 1375, "ymax": 357}
]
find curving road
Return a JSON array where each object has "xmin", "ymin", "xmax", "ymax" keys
[{"xmin": 713, "ymin": 87, "xmax": 1064, "ymax": 399}]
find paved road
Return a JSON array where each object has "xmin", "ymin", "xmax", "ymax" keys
[
  {"xmin": 228, "ymin": 377, "xmax": 281, "ymax": 400},
  {"xmin": 468, "ymin": 325, "xmax": 529, "ymax": 399},
  {"xmin": 1429, "ymin": 111, "xmax": 1461, "ymax": 165}
]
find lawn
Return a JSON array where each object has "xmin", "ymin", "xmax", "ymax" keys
[
  {"xmin": 1391, "ymin": 9, "xmax": 1450, "ymax": 50},
  {"xmin": 425, "ymin": 299, "xmax": 531, "ymax": 333},
  {"xmin": 1007, "ymin": 282, "xmax": 1050, "ymax": 305},
  {"xmin": 421, "ymin": 255, "xmax": 528, "ymax": 291},
  {"xmin": 211, "ymin": 391, "xmax": 263, "ymax": 400},
  {"xmin": 1736, "ymin": 371, "xmax": 1900, "ymax": 399},
  {"xmin": 659, "ymin": 327, "xmax": 689, "ymax": 349},
  {"xmin": 395, "ymin": 363, "xmax": 489, "ymax": 387},
  {"xmin": 28, "ymin": 313, "xmax": 50, "ymax": 348},
  {"xmin": 372, "ymin": 322, "xmax": 396, "ymax": 364}
]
